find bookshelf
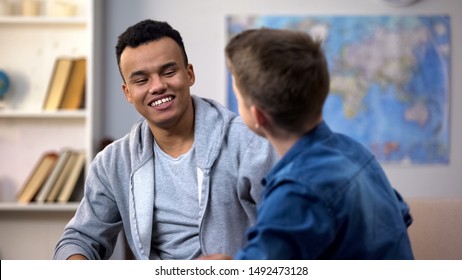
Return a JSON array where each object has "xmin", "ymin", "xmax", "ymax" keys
[{"xmin": 0, "ymin": 0, "xmax": 103, "ymax": 259}]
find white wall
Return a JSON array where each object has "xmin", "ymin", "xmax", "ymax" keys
[{"xmin": 102, "ymin": 0, "xmax": 462, "ymax": 198}]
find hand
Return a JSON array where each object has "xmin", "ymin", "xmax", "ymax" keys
[
  {"xmin": 67, "ymin": 254, "xmax": 88, "ymax": 260},
  {"xmin": 195, "ymin": 254, "xmax": 233, "ymax": 260}
]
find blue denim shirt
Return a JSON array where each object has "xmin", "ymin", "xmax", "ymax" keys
[{"xmin": 235, "ymin": 121, "xmax": 414, "ymax": 259}]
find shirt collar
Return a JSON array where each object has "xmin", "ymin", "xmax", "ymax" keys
[{"xmin": 262, "ymin": 120, "xmax": 331, "ymax": 186}]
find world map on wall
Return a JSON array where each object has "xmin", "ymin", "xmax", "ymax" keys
[{"xmin": 226, "ymin": 15, "xmax": 451, "ymax": 164}]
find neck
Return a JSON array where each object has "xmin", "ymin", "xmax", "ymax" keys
[
  {"xmin": 266, "ymin": 134, "xmax": 299, "ymax": 157},
  {"xmin": 263, "ymin": 118, "xmax": 323, "ymax": 157},
  {"xmin": 155, "ymin": 130, "xmax": 194, "ymax": 158},
  {"xmin": 150, "ymin": 102, "xmax": 195, "ymax": 158}
]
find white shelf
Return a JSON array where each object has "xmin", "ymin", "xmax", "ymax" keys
[
  {"xmin": 0, "ymin": 202, "xmax": 79, "ymax": 212},
  {"xmin": 0, "ymin": 16, "xmax": 87, "ymax": 25},
  {"xmin": 0, "ymin": 109, "xmax": 87, "ymax": 118}
]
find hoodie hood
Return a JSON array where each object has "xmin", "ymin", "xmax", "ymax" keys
[
  {"xmin": 128, "ymin": 95, "xmax": 235, "ymax": 172},
  {"xmin": 127, "ymin": 95, "xmax": 239, "ymax": 259}
]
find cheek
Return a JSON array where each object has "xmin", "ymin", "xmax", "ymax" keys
[
  {"xmin": 174, "ymin": 74, "xmax": 192, "ymax": 91},
  {"xmin": 125, "ymin": 87, "xmax": 146, "ymax": 104},
  {"xmin": 123, "ymin": 86, "xmax": 133, "ymax": 103},
  {"xmin": 237, "ymin": 99, "xmax": 249, "ymax": 119},
  {"xmin": 238, "ymin": 108, "xmax": 252, "ymax": 127}
]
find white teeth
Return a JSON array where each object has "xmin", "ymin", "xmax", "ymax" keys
[{"xmin": 151, "ymin": 96, "xmax": 173, "ymax": 107}]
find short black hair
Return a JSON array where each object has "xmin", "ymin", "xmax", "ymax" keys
[{"xmin": 115, "ymin": 19, "xmax": 189, "ymax": 70}]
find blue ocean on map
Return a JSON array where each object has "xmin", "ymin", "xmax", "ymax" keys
[{"xmin": 226, "ymin": 15, "xmax": 450, "ymax": 164}]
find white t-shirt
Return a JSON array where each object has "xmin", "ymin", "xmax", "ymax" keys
[{"xmin": 150, "ymin": 141, "xmax": 201, "ymax": 259}]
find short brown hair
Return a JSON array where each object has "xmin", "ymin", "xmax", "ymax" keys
[{"xmin": 225, "ymin": 28, "xmax": 330, "ymax": 133}]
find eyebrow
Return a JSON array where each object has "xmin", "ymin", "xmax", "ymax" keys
[
  {"xmin": 159, "ymin": 62, "xmax": 179, "ymax": 73},
  {"xmin": 128, "ymin": 62, "xmax": 179, "ymax": 79},
  {"xmin": 129, "ymin": 70, "xmax": 148, "ymax": 79}
]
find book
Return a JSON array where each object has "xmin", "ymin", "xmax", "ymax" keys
[
  {"xmin": 67, "ymin": 173, "xmax": 85, "ymax": 202},
  {"xmin": 60, "ymin": 58, "xmax": 86, "ymax": 110},
  {"xmin": 17, "ymin": 152, "xmax": 58, "ymax": 203},
  {"xmin": 46, "ymin": 151, "xmax": 78, "ymax": 202},
  {"xmin": 43, "ymin": 57, "xmax": 74, "ymax": 111},
  {"xmin": 57, "ymin": 150, "xmax": 85, "ymax": 203},
  {"xmin": 34, "ymin": 149, "xmax": 73, "ymax": 203}
]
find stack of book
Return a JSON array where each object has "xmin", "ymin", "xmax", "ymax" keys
[
  {"xmin": 43, "ymin": 57, "xmax": 87, "ymax": 111},
  {"xmin": 17, "ymin": 149, "xmax": 86, "ymax": 204}
]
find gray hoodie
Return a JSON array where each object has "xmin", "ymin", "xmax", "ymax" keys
[{"xmin": 54, "ymin": 95, "xmax": 278, "ymax": 259}]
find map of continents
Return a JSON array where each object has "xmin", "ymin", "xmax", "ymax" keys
[{"xmin": 227, "ymin": 15, "xmax": 450, "ymax": 164}]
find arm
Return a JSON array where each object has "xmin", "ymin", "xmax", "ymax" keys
[
  {"xmin": 67, "ymin": 254, "xmax": 88, "ymax": 260},
  {"xmin": 235, "ymin": 183, "xmax": 335, "ymax": 260},
  {"xmin": 197, "ymin": 121, "xmax": 279, "ymax": 257},
  {"xmin": 195, "ymin": 254, "xmax": 232, "ymax": 260},
  {"xmin": 238, "ymin": 133, "xmax": 279, "ymax": 205},
  {"xmin": 53, "ymin": 152, "xmax": 124, "ymax": 260},
  {"xmin": 199, "ymin": 185, "xmax": 334, "ymax": 260}
]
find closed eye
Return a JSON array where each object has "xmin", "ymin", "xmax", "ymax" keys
[
  {"xmin": 161, "ymin": 62, "xmax": 179, "ymax": 77},
  {"xmin": 128, "ymin": 70, "xmax": 150, "ymax": 85},
  {"xmin": 163, "ymin": 69, "xmax": 176, "ymax": 77},
  {"xmin": 134, "ymin": 78, "xmax": 148, "ymax": 84}
]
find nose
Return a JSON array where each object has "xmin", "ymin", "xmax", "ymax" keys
[{"xmin": 149, "ymin": 75, "xmax": 167, "ymax": 94}]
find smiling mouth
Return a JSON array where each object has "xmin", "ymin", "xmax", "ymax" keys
[{"xmin": 150, "ymin": 96, "xmax": 174, "ymax": 107}]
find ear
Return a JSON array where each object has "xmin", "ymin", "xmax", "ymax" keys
[
  {"xmin": 122, "ymin": 83, "xmax": 133, "ymax": 103},
  {"xmin": 250, "ymin": 105, "xmax": 269, "ymax": 129},
  {"xmin": 187, "ymin": 64, "xmax": 195, "ymax": 86}
]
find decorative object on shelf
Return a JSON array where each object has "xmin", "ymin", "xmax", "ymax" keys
[
  {"xmin": 380, "ymin": 0, "xmax": 422, "ymax": 7},
  {"xmin": 0, "ymin": 69, "xmax": 10, "ymax": 108}
]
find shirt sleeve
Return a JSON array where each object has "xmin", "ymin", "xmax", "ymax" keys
[
  {"xmin": 234, "ymin": 183, "xmax": 336, "ymax": 259},
  {"xmin": 53, "ymin": 153, "xmax": 123, "ymax": 260},
  {"xmin": 238, "ymin": 133, "xmax": 279, "ymax": 204}
]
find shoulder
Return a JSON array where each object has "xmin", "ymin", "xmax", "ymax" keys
[
  {"xmin": 93, "ymin": 119, "xmax": 151, "ymax": 168},
  {"xmin": 227, "ymin": 116, "xmax": 272, "ymax": 151}
]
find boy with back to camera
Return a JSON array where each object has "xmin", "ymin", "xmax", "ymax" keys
[{"xmin": 199, "ymin": 28, "xmax": 414, "ymax": 259}]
